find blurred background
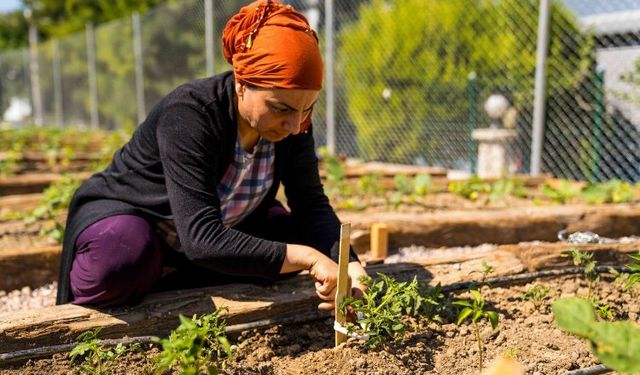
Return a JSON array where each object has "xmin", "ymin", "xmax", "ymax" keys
[{"xmin": 0, "ymin": 0, "xmax": 639, "ymax": 182}]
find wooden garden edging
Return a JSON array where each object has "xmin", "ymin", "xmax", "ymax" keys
[
  {"xmin": 0, "ymin": 172, "xmax": 92, "ymax": 196},
  {"xmin": 342, "ymin": 204, "xmax": 640, "ymax": 253},
  {"xmin": 1, "ymin": 241, "xmax": 638, "ymax": 354}
]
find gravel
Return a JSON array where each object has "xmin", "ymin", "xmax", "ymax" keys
[{"xmin": 0, "ymin": 282, "xmax": 57, "ymax": 313}]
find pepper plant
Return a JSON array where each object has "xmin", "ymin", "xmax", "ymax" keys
[
  {"xmin": 154, "ymin": 309, "xmax": 235, "ymax": 375},
  {"xmin": 520, "ymin": 284, "xmax": 551, "ymax": 311},
  {"xmin": 453, "ymin": 289, "xmax": 499, "ymax": 372},
  {"xmin": 563, "ymin": 248, "xmax": 599, "ymax": 298}
]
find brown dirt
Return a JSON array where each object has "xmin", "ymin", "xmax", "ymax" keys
[{"xmin": 2, "ymin": 274, "xmax": 637, "ymax": 375}]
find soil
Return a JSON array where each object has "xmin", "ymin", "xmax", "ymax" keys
[{"xmin": 1, "ymin": 274, "xmax": 637, "ymax": 374}]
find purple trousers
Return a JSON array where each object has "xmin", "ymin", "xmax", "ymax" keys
[{"xmin": 70, "ymin": 205, "xmax": 294, "ymax": 308}]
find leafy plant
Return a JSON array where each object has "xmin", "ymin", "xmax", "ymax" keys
[
  {"xmin": 562, "ymin": 248, "xmax": 599, "ymax": 298},
  {"xmin": 340, "ymin": 274, "xmax": 444, "ymax": 348},
  {"xmin": 413, "ymin": 173, "xmax": 432, "ymax": 196},
  {"xmin": 448, "ymin": 175, "xmax": 491, "ymax": 201},
  {"xmin": 541, "ymin": 180, "xmax": 580, "ymax": 204},
  {"xmin": 469, "ymin": 260, "xmax": 494, "ymax": 286},
  {"xmin": 69, "ymin": 328, "xmax": 141, "ymax": 375},
  {"xmin": 589, "ymin": 298, "xmax": 615, "ymax": 321},
  {"xmin": 453, "ymin": 289, "xmax": 499, "ymax": 372},
  {"xmin": 581, "ymin": 179, "xmax": 635, "ymax": 204},
  {"xmin": 317, "ymin": 146, "xmax": 346, "ymax": 198},
  {"xmin": 553, "ymin": 297, "xmax": 640, "ymax": 374},
  {"xmin": 625, "ymin": 252, "xmax": 640, "ymax": 291},
  {"xmin": 393, "ymin": 174, "xmax": 413, "ymax": 195},
  {"xmin": 155, "ymin": 309, "xmax": 235, "ymax": 375},
  {"xmin": 489, "ymin": 178, "xmax": 527, "ymax": 203},
  {"xmin": 357, "ymin": 173, "xmax": 385, "ymax": 196},
  {"xmin": 520, "ymin": 284, "xmax": 550, "ymax": 310}
]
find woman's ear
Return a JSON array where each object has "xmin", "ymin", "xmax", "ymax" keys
[{"xmin": 235, "ymin": 82, "xmax": 245, "ymax": 98}]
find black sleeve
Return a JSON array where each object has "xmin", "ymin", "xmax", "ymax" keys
[
  {"xmin": 281, "ymin": 127, "xmax": 360, "ymax": 264},
  {"xmin": 156, "ymin": 102, "xmax": 287, "ymax": 279}
]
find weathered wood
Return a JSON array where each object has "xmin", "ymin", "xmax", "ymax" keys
[
  {"xmin": 341, "ymin": 204, "xmax": 640, "ymax": 254},
  {"xmin": 370, "ymin": 223, "xmax": 388, "ymax": 260},
  {"xmin": 0, "ymin": 245, "xmax": 61, "ymax": 290},
  {"xmin": 500, "ymin": 241, "xmax": 640, "ymax": 272},
  {"xmin": 0, "ymin": 193, "xmax": 42, "ymax": 213},
  {"xmin": 0, "ymin": 172, "xmax": 92, "ymax": 196}
]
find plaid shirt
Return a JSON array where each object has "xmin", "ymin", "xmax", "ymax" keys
[
  {"xmin": 217, "ymin": 136, "xmax": 275, "ymax": 227},
  {"xmin": 155, "ymin": 136, "xmax": 275, "ymax": 249}
]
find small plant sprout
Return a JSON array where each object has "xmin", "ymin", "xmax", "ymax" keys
[
  {"xmin": 413, "ymin": 173, "xmax": 432, "ymax": 196},
  {"xmin": 541, "ymin": 180, "xmax": 580, "ymax": 204},
  {"xmin": 453, "ymin": 289, "xmax": 499, "ymax": 372},
  {"xmin": 448, "ymin": 175, "xmax": 491, "ymax": 201},
  {"xmin": 340, "ymin": 274, "xmax": 443, "ymax": 348},
  {"xmin": 562, "ymin": 248, "xmax": 599, "ymax": 298},
  {"xmin": 520, "ymin": 284, "xmax": 551, "ymax": 310},
  {"xmin": 469, "ymin": 260, "xmax": 495, "ymax": 286},
  {"xmin": 502, "ymin": 347, "xmax": 520, "ymax": 360},
  {"xmin": 155, "ymin": 309, "xmax": 235, "ymax": 375},
  {"xmin": 69, "ymin": 328, "xmax": 141, "ymax": 375},
  {"xmin": 589, "ymin": 298, "xmax": 615, "ymax": 321}
]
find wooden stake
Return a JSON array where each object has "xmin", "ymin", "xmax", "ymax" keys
[
  {"xmin": 370, "ymin": 222, "xmax": 388, "ymax": 260},
  {"xmin": 334, "ymin": 222, "xmax": 351, "ymax": 346}
]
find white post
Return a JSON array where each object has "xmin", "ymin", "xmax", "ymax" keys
[
  {"xmin": 52, "ymin": 40, "xmax": 63, "ymax": 126},
  {"xmin": 86, "ymin": 22, "xmax": 99, "ymax": 129},
  {"xmin": 530, "ymin": 0, "xmax": 551, "ymax": 176},
  {"xmin": 26, "ymin": 10, "xmax": 43, "ymax": 127},
  {"xmin": 205, "ymin": 0, "xmax": 215, "ymax": 77},
  {"xmin": 324, "ymin": 0, "xmax": 335, "ymax": 155},
  {"xmin": 133, "ymin": 12, "xmax": 146, "ymax": 125}
]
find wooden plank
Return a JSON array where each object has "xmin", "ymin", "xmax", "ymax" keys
[
  {"xmin": 500, "ymin": 241, "xmax": 640, "ymax": 272},
  {"xmin": 341, "ymin": 204, "xmax": 640, "ymax": 253},
  {"xmin": 0, "ymin": 245, "xmax": 61, "ymax": 290},
  {"xmin": 335, "ymin": 223, "xmax": 351, "ymax": 346},
  {"xmin": 0, "ymin": 172, "xmax": 92, "ymax": 196}
]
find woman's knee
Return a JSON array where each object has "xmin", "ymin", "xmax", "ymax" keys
[{"xmin": 70, "ymin": 215, "xmax": 162, "ymax": 306}]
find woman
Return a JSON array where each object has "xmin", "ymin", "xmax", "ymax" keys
[{"xmin": 56, "ymin": 0, "xmax": 367, "ymax": 310}]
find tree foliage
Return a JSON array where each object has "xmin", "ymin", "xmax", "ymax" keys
[{"xmin": 339, "ymin": 0, "xmax": 594, "ymax": 164}]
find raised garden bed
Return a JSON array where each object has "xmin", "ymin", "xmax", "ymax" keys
[{"xmin": 1, "ymin": 241, "xmax": 639, "ymax": 374}]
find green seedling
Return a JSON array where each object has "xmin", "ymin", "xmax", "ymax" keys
[
  {"xmin": 541, "ymin": 180, "xmax": 580, "ymax": 204},
  {"xmin": 562, "ymin": 248, "xmax": 599, "ymax": 298},
  {"xmin": 340, "ymin": 274, "xmax": 444, "ymax": 348},
  {"xmin": 357, "ymin": 173, "xmax": 385, "ymax": 196},
  {"xmin": 581, "ymin": 179, "xmax": 635, "ymax": 204},
  {"xmin": 520, "ymin": 284, "xmax": 551, "ymax": 310},
  {"xmin": 625, "ymin": 252, "xmax": 640, "ymax": 291},
  {"xmin": 553, "ymin": 297, "xmax": 640, "ymax": 374},
  {"xmin": 69, "ymin": 328, "xmax": 142, "ymax": 375},
  {"xmin": 609, "ymin": 269, "xmax": 640, "ymax": 298},
  {"xmin": 413, "ymin": 173, "xmax": 432, "ymax": 196},
  {"xmin": 448, "ymin": 175, "xmax": 491, "ymax": 201},
  {"xmin": 489, "ymin": 178, "xmax": 528, "ymax": 203},
  {"xmin": 589, "ymin": 298, "xmax": 615, "ymax": 321},
  {"xmin": 503, "ymin": 347, "xmax": 520, "ymax": 360},
  {"xmin": 155, "ymin": 309, "xmax": 235, "ymax": 375},
  {"xmin": 469, "ymin": 260, "xmax": 494, "ymax": 286},
  {"xmin": 453, "ymin": 289, "xmax": 499, "ymax": 372},
  {"xmin": 393, "ymin": 174, "xmax": 414, "ymax": 195},
  {"xmin": 318, "ymin": 147, "xmax": 346, "ymax": 198}
]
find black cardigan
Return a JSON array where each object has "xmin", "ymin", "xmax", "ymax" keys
[{"xmin": 56, "ymin": 71, "xmax": 357, "ymax": 304}]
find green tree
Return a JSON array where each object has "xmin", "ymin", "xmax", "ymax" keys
[
  {"xmin": 0, "ymin": 11, "xmax": 28, "ymax": 49},
  {"xmin": 339, "ymin": 0, "xmax": 593, "ymax": 164}
]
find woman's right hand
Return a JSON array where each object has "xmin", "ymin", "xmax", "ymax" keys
[{"xmin": 281, "ymin": 244, "xmax": 339, "ymax": 311}]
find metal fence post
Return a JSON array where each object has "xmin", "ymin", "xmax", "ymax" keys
[
  {"xmin": 52, "ymin": 40, "xmax": 63, "ymax": 126},
  {"xmin": 26, "ymin": 12, "xmax": 43, "ymax": 127},
  {"xmin": 205, "ymin": 0, "xmax": 215, "ymax": 77},
  {"xmin": 591, "ymin": 67, "xmax": 604, "ymax": 182},
  {"xmin": 324, "ymin": 0, "xmax": 335, "ymax": 155},
  {"xmin": 86, "ymin": 22, "xmax": 99, "ymax": 129},
  {"xmin": 467, "ymin": 71, "xmax": 478, "ymax": 173},
  {"xmin": 530, "ymin": 0, "xmax": 550, "ymax": 176},
  {"xmin": 133, "ymin": 12, "xmax": 146, "ymax": 125}
]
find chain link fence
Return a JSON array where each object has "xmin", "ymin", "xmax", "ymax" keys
[{"xmin": 0, "ymin": 0, "xmax": 639, "ymax": 181}]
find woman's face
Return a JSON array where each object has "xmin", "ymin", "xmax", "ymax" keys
[{"xmin": 235, "ymin": 83, "xmax": 320, "ymax": 142}]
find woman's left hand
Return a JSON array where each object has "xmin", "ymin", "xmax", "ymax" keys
[{"xmin": 348, "ymin": 261, "xmax": 368, "ymax": 299}]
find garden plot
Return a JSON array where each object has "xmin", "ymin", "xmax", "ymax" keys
[{"xmin": 1, "ymin": 241, "xmax": 639, "ymax": 374}]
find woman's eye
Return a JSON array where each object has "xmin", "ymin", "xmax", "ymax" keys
[{"xmin": 271, "ymin": 106, "xmax": 290, "ymax": 113}]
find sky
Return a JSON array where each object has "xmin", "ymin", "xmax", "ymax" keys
[
  {"xmin": 0, "ymin": 0, "xmax": 22, "ymax": 13},
  {"xmin": 563, "ymin": 0, "xmax": 640, "ymax": 16}
]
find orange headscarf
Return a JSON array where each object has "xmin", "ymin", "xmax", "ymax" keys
[{"xmin": 222, "ymin": 1, "xmax": 324, "ymax": 131}]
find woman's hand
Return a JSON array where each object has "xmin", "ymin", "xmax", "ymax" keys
[{"xmin": 348, "ymin": 261, "xmax": 368, "ymax": 299}]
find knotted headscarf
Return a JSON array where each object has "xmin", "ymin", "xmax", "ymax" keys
[{"xmin": 223, "ymin": 0, "xmax": 323, "ymax": 91}]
